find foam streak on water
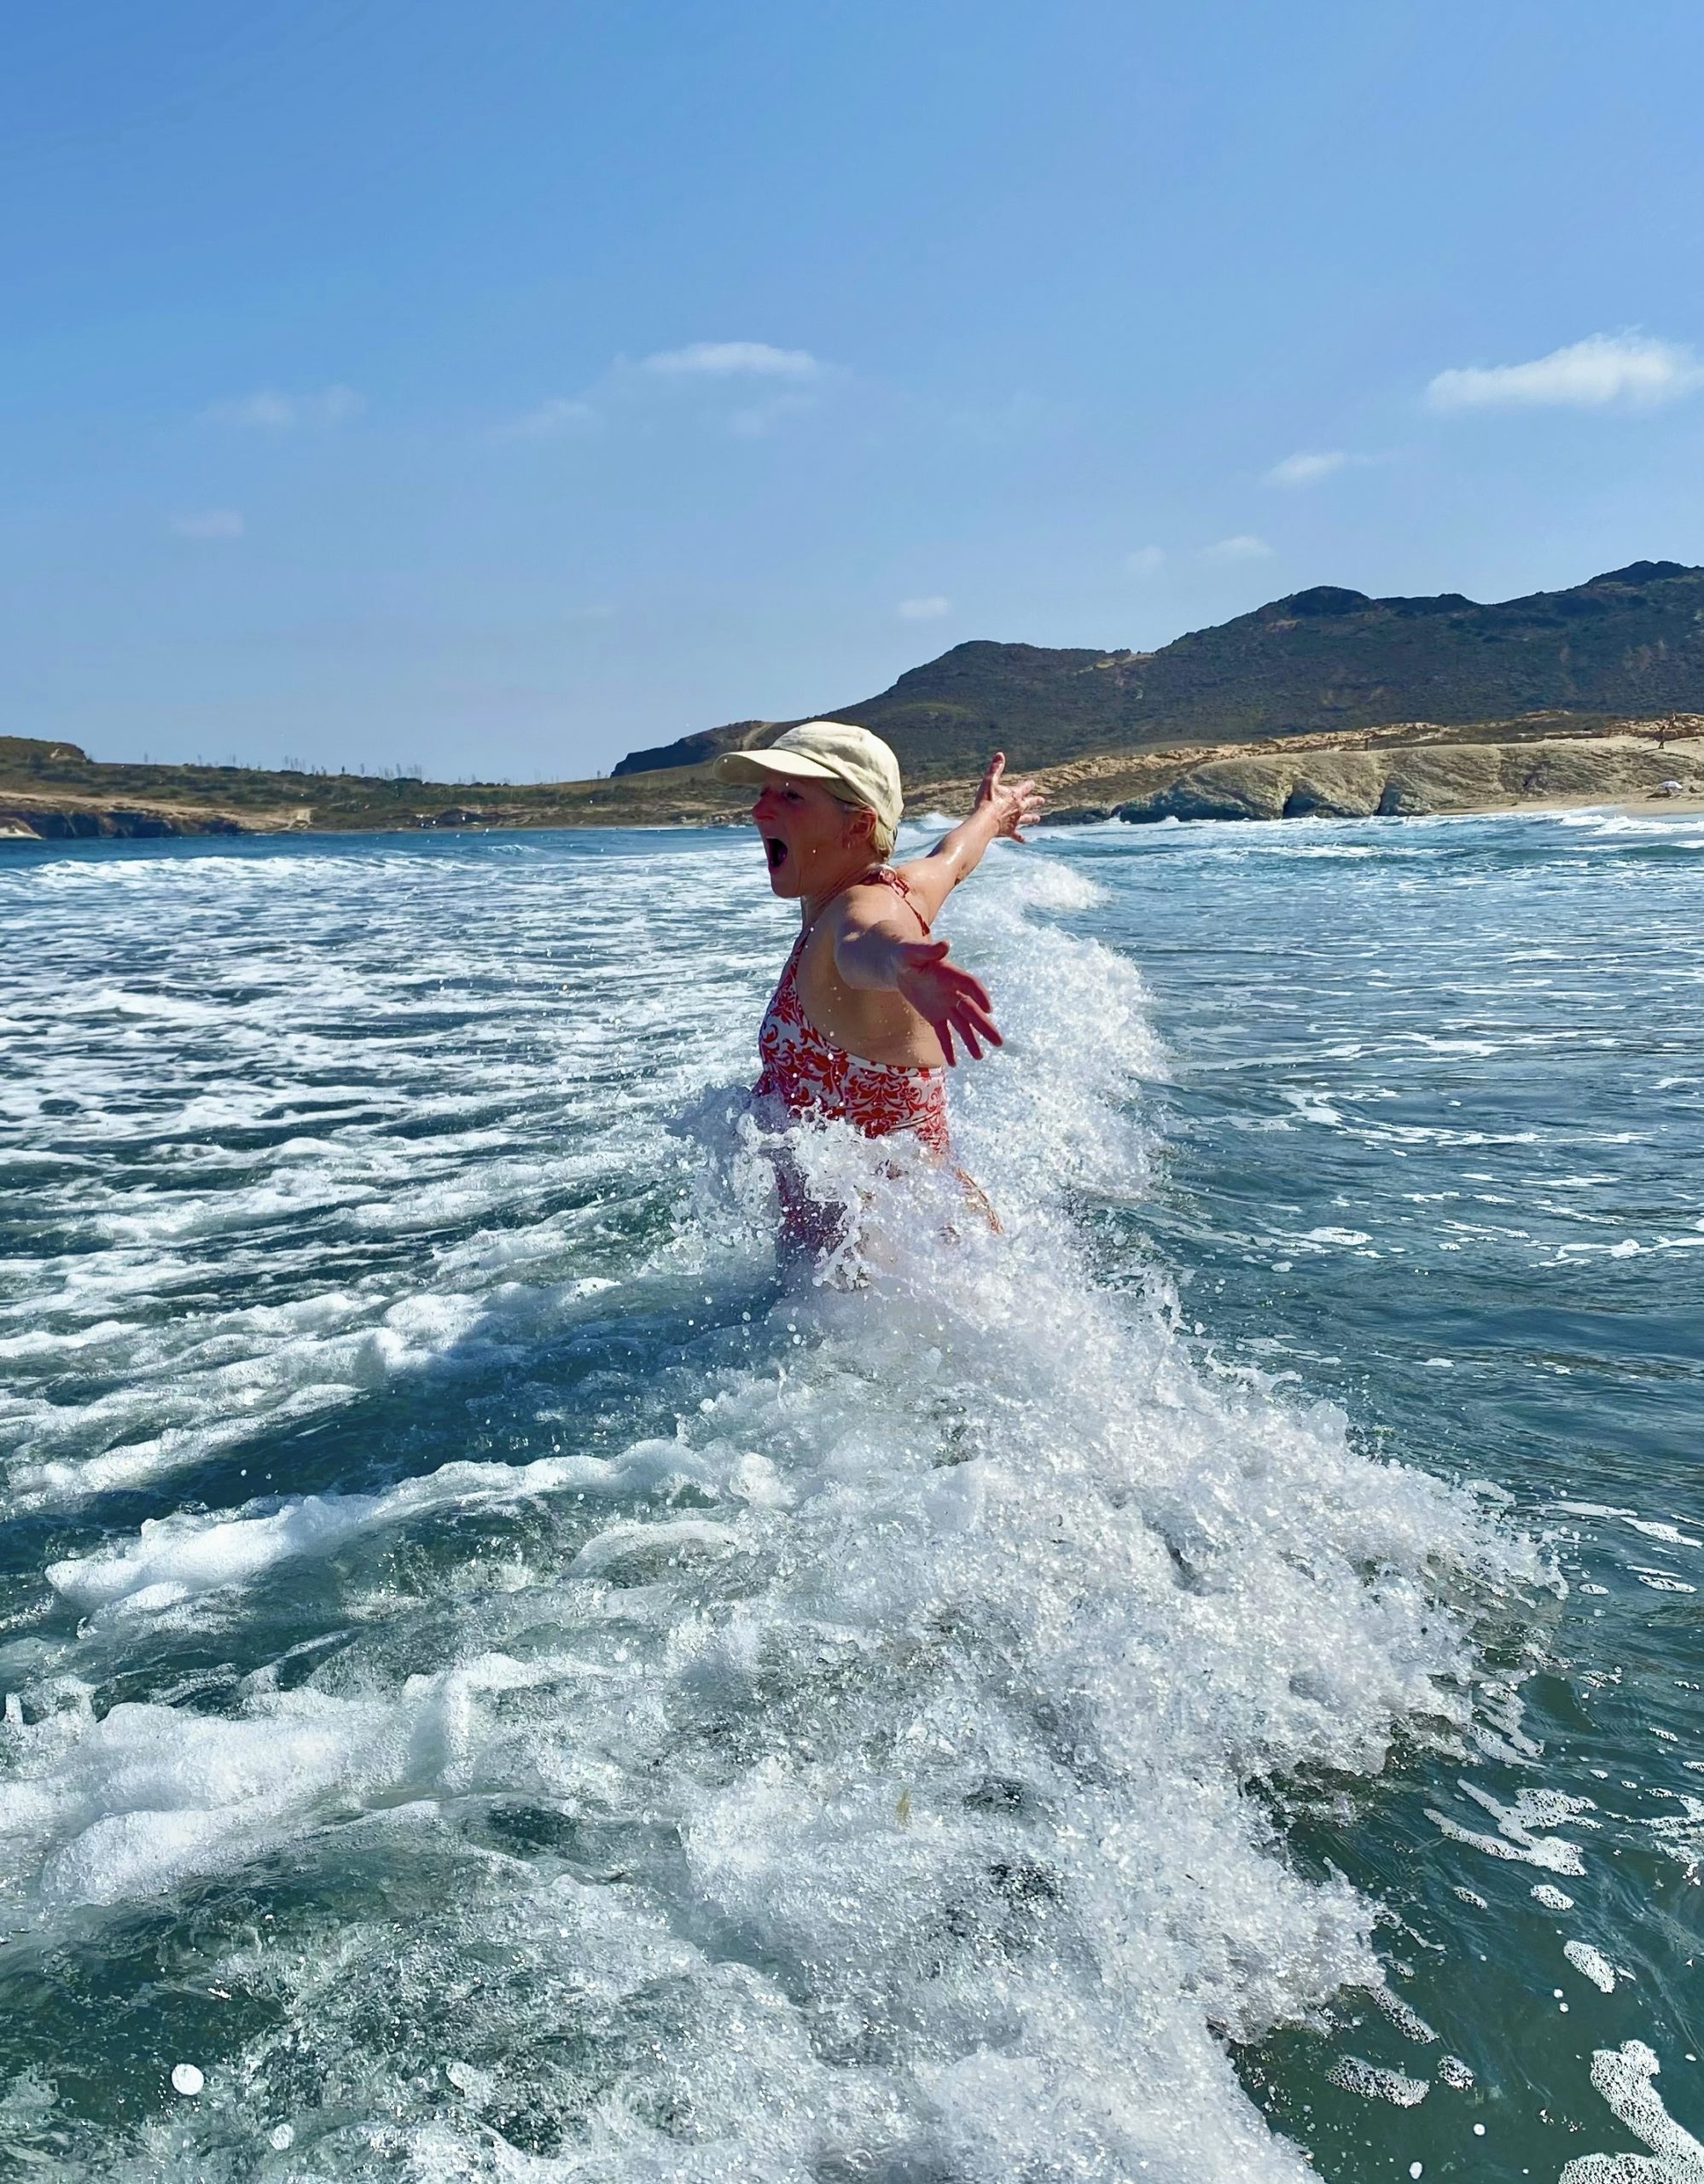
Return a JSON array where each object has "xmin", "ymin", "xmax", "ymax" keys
[{"xmin": 0, "ymin": 817, "xmax": 1690, "ymax": 2180}]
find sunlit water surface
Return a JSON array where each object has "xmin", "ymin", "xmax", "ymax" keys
[{"xmin": 1, "ymin": 810, "xmax": 1700, "ymax": 2181}]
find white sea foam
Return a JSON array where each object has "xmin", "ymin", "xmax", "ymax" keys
[
  {"xmin": 1562, "ymin": 2041, "xmax": 1704, "ymax": 2182},
  {"xmin": 1565, "ymin": 1940, "xmax": 1622, "ymax": 1994},
  {"xmin": 43, "ymin": 1437, "xmax": 726, "ymax": 1618},
  {"xmin": 1425, "ymin": 1780, "xmax": 1592, "ymax": 1874},
  {"xmin": 1328, "ymin": 2057, "xmax": 1430, "ymax": 2106},
  {"xmin": 0, "ymin": 834, "xmax": 1551, "ymax": 2179}
]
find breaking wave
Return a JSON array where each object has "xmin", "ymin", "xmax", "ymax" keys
[{"xmin": 0, "ymin": 833, "xmax": 1544, "ymax": 2180}]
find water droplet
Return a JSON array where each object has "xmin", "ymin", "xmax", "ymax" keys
[{"xmin": 171, "ymin": 2063, "xmax": 203, "ymax": 2097}]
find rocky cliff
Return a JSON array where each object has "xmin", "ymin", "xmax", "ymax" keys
[{"xmin": 1111, "ymin": 733, "xmax": 1704, "ymax": 822}]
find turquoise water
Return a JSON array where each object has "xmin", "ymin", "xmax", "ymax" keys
[{"xmin": 0, "ymin": 811, "xmax": 1700, "ymax": 2181}]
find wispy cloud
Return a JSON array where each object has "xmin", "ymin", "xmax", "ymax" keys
[
  {"xmin": 1125, "ymin": 545, "xmax": 1166, "ymax": 576},
  {"xmin": 641, "ymin": 340, "xmax": 822, "ymax": 380},
  {"xmin": 500, "ymin": 341, "xmax": 829, "ymax": 447},
  {"xmin": 1201, "ymin": 535, "xmax": 1274, "ymax": 563},
  {"xmin": 729, "ymin": 392, "xmax": 817, "ymax": 439},
  {"xmin": 208, "ymin": 386, "xmax": 363, "ymax": 430},
  {"xmin": 1426, "ymin": 332, "xmax": 1704, "ymax": 412},
  {"xmin": 898, "ymin": 595, "xmax": 951, "ymax": 621},
  {"xmin": 501, "ymin": 398, "xmax": 602, "ymax": 440},
  {"xmin": 1265, "ymin": 450, "xmax": 1349, "ymax": 487},
  {"xmin": 170, "ymin": 508, "xmax": 245, "ymax": 539}
]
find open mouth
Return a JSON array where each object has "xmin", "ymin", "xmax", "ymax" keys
[{"xmin": 764, "ymin": 835, "xmax": 788, "ymax": 871}]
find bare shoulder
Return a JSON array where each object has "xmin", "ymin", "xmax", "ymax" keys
[
  {"xmin": 828, "ymin": 878, "xmax": 909, "ymax": 937},
  {"xmin": 887, "ymin": 855, "xmax": 953, "ymax": 925},
  {"xmin": 855, "ymin": 868, "xmax": 939, "ymax": 932}
]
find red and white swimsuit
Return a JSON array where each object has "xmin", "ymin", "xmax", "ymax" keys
[{"xmin": 754, "ymin": 868, "xmax": 951, "ymax": 1155}]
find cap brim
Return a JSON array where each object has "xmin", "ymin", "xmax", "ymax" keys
[{"xmin": 712, "ymin": 749, "xmax": 841, "ymax": 788}]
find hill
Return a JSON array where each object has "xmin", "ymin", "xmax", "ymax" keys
[
  {"xmin": 5, "ymin": 559, "xmax": 1702, "ymax": 841},
  {"xmin": 613, "ymin": 560, "xmax": 1704, "ymax": 779},
  {"xmin": 0, "ymin": 740, "xmax": 751, "ymax": 839}
]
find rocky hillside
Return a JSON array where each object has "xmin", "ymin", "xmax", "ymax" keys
[
  {"xmin": 1099, "ymin": 730, "xmax": 1704, "ymax": 823},
  {"xmin": 614, "ymin": 560, "xmax": 1704, "ymax": 779},
  {"xmin": 6, "ymin": 559, "xmax": 1701, "ymax": 841},
  {"xmin": 0, "ymin": 738, "xmax": 752, "ymax": 839}
]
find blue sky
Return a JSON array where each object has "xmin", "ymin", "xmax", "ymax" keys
[{"xmin": 7, "ymin": 0, "xmax": 1704, "ymax": 781}]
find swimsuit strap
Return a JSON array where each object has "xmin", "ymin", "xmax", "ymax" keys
[
  {"xmin": 869, "ymin": 866, "xmax": 932, "ymax": 936},
  {"xmin": 802, "ymin": 865, "xmax": 930, "ymax": 938}
]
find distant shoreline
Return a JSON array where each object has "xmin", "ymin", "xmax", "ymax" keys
[
  {"xmin": 4, "ymin": 787, "xmax": 1701, "ymax": 849},
  {"xmin": 3, "ymin": 727, "xmax": 1700, "ymax": 843}
]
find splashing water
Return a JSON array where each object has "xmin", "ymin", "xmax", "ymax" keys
[{"xmin": 1, "ymin": 816, "xmax": 1689, "ymax": 2178}]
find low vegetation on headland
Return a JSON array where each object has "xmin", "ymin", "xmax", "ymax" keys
[{"xmin": 5, "ymin": 561, "xmax": 1703, "ymax": 840}]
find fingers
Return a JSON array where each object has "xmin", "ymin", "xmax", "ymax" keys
[
  {"xmin": 945, "ymin": 1012, "xmax": 998, "ymax": 1062},
  {"xmin": 896, "ymin": 944, "xmax": 1003, "ymax": 1065},
  {"xmin": 955, "ymin": 998, "xmax": 1001, "ymax": 1057},
  {"xmin": 958, "ymin": 1002, "xmax": 1002, "ymax": 1048},
  {"xmin": 989, "ymin": 775, "xmax": 1043, "ymax": 842},
  {"xmin": 924, "ymin": 996, "xmax": 1002, "ymax": 1065},
  {"xmin": 944, "ymin": 987, "xmax": 1002, "ymax": 1049},
  {"xmin": 944, "ymin": 965, "xmax": 992, "ymax": 1014}
]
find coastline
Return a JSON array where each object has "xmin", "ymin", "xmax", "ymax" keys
[
  {"xmin": 3, "ymin": 729, "xmax": 1700, "ymax": 843},
  {"xmin": 4, "ymin": 787, "xmax": 1700, "ymax": 842},
  {"xmin": 1040, "ymin": 730, "xmax": 1704, "ymax": 828},
  {"xmin": 1453, "ymin": 788, "xmax": 1704, "ymax": 821},
  {"xmin": 1149, "ymin": 784, "xmax": 1704, "ymax": 825}
]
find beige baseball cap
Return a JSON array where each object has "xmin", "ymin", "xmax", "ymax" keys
[{"xmin": 713, "ymin": 721, "xmax": 903, "ymax": 835}]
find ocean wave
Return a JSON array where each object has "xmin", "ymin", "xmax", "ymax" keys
[{"xmin": 0, "ymin": 838, "xmax": 1546, "ymax": 2180}]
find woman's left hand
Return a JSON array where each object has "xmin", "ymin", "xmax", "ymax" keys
[
  {"xmin": 893, "ymin": 938, "xmax": 1003, "ymax": 1065},
  {"xmin": 974, "ymin": 752, "xmax": 1044, "ymax": 842}
]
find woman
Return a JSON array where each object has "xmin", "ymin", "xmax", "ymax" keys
[{"xmin": 714, "ymin": 722, "xmax": 1042, "ymax": 1250}]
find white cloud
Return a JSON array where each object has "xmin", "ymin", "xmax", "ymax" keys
[
  {"xmin": 1425, "ymin": 332, "xmax": 1704, "ymax": 412},
  {"xmin": 1265, "ymin": 450, "xmax": 1349, "ymax": 487},
  {"xmin": 1201, "ymin": 535, "xmax": 1275, "ymax": 563},
  {"xmin": 498, "ymin": 343, "xmax": 827, "ymax": 447},
  {"xmin": 640, "ymin": 340, "xmax": 821, "ymax": 380},
  {"xmin": 502, "ymin": 398, "xmax": 602, "ymax": 439},
  {"xmin": 170, "ymin": 508, "xmax": 245, "ymax": 539},
  {"xmin": 898, "ymin": 595, "xmax": 951, "ymax": 621},
  {"xmin": 1125, "ymin": 545, "xmax": 1166, "ymax": 576},
  {"xmin": 209, "ymin": 385, "xmax": 363, "ymax": 430}
]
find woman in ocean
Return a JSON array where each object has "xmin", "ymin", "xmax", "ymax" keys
[{"xmin": 713, "ymin": 721, "xmax": 1042, "ymax": 1250}]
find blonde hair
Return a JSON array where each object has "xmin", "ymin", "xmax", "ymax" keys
[{"xmin": 829, "ymin": 788, "xmax": 898, "ymax": 860}]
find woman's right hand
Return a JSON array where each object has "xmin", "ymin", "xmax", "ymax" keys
[{"xmin": 974, "ymin": 752, "xmax": 1044, "ymax": 842}]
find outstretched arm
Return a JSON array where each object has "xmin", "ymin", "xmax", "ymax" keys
[
  {"xmin": 893, "ymin": 752, "xmax": 1044, "ymax": 926},
  {"xmin": 833, "ymin": 916, "xmax": 1002, "ymax": 1064}
]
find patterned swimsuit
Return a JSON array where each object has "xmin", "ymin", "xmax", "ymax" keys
[{"xmin": 754, "ymin": 868, "xmax": 951, "ymax": 1155}]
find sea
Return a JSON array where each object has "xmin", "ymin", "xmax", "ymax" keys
[{"xmin": 1, "ymin": 807, "xmax": 1700, "ymax": 2183}]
